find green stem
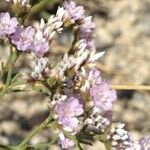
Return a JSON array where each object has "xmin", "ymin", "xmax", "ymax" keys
[
  {"xmin": 17, "ymin": 113, "xmax": 53, "ymax": 149},
  {"xmin": 18, "ymin": 120, "xmax": 48, "ymax": 149},
  {"xmin": 6, "ymin": 48, "xmax": 20, "ymax": 86},
  {"xmin": 25, "ymin": 0, "xmax": 58, "ymax": 24},
  {"xmin": 31, "ymin": 136, "xmax": 58, "ymax": 149},
  {"xmin": 0, "ymin": 144, "xmax": 13, "ymax": 150},
  {"xmin": 68, "ymin": 28, "xmax": 79, "ymax": 55},
  {"xmin": 0, "ymin": 48, "xmax": 20, "ymax": 99}
]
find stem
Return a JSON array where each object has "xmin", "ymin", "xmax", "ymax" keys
[
  {"xmin": 18, "ymin": 120, "xmax": 48, "ymax": 149},
  {"xmin": 0, "ymin": 48, "xmax": 20, "ymax": 99},
  {"xmin": 0, "ymin": 144, "xmax": 13, "ymax": 150},
  {"xmin": 6, "ymin": 48, "xmax": 20, "ymax": 86},
  {"xmin": 104, "ymin": 142, "xmax": 111, "ymax": 150},
  {"xmin": 31, "ymin": 136, "xmax": 58, "ymax": 149},
  {"xmin": 25, "ymin": 0, "xmax": 58, "ymax": 23},
  {"xmin": 111, "ymin": 85, "xmax": 150, "ymax": 91},
  {"xmin": 17, "ymin": 113, "xmax": 53, "ymax": 149},
  {"xmin": 68, "ymin": 27, "xmax": 79, "ymax": 55},
  {"xmin": 1, "ymin": 83, "xmax": 150, "ymax": 92}
]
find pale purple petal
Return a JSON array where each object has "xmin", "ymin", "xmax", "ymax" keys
[
  {"xmin": 10, "ymin": 26, "xmax": 35, "ymax": 51},
  {"xmin": 0, "ymin": 12, "xmax": 18, "ymax": 37},
  {"xmin": 55, "ymin": 96, "xmax": 84, "ymax": 131},
  {"xmin": 90, "ymin": 80, "xmax": 117, "ymax": 111},
  {"xmin": 58, "ymin": 132, "xmax": 75, "ymax": 149},
  {"xmin": 63, "ymin": 0, "xmax": 85, "ymax": 21}
]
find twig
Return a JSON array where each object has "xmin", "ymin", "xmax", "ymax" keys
[
  {"xmin": 111, "ymin": 85, "xmax": 150, "ymax": 91},
  {"xmin": 1, "ymin": 83, "xmax": 150, "ymax": 92}
]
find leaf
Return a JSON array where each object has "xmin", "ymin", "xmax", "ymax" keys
[
  {"xmin": 77, "ymin": 142, "xmax": 83, "ymax": 150},
  {"xmin": 0, "ymin": 144, "xmax": 12, "ymax": 150},
  {"xmin": 11, "ymin": 73, "xmax": 22, "ymax": 84}
]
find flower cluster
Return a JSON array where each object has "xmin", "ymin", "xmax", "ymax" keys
[{"xmin": 1, "ymin": 0, "xmax": 149, "ymax": 150}]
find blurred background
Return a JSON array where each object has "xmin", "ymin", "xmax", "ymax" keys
[{"xmin": 0, "ymin": 0, "xmax": 150, "ymax": 149}]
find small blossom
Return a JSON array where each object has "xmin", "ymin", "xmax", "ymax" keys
[
  {"xmin": 30, "ymin": 56, "xmax": 50, "ymax": 80},
  {"xmin": 55, "ymin": 97, "xmax": 84, "ymax": 132},
  {"xmin": 107, "ymin": 123, "xmax": 132, "ymax": 149},
  {"xmin": 0, "ymin": 12, "xmax": 18, "ymax": 37},
  {"xmin": 32, "ymin": 31, "xmax": 49, "ymax": 57},
  {"xmin": 11, "ymin": 26, "xmax": 35, "ymax": 51},
  {"xmin": 63, "ymin": 0, "xmax": 85, "ymax": 21},
  {"xmin": 88, "ymin": 68, "xmax": 102, "ymax": 85},
  {"xmin": 39, "ymin": 16, "xmax": 63, "ymax": 42},
  {"xmin": 79, "ymin": 16, "xmax": 96, "ymax": 50},
  {"xmin": 90, "ymin": 80, "xmax": 117, "ymax": 111},
  {"xmin": 58, "ymin": 132, "xmax": 75, "ymax": 149},
  {"xmin": 80, "ymin": 16, "xmax": 95, "ymax": 33},
  {"xmin": 139, "ymin": 135, "xmax": 150, "ymax": 150},
  {"xmin": 56, "ymin": 7, "xmax": 70, "ymax": 23},
  {"xmin": 84, "ymin": 107, "xmax": 110, "ymax": 132}
]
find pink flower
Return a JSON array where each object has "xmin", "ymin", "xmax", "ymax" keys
[
  {"xmin": 79, "ymin": 16, "xmax": 96, "ymax": 50},
  {"xmin": 63, "ymin": 0, "xmax": 85, "ymax": 21},
  {"xmin": 0, "ymin": 12, "xmax": 18, "ymax": 37},
  {"xmin": 58, "ymin": 132, "xmax": 75, "ymax": 149},
  {"xmin": 90, "ymin": 80, "xmax": 117, "ymax": 111},
  {"xmin": 80, "ymin": 16, "xmax": 96, "ymax": 34},
  {"xmin": 139, "ymin": 135, "xmax": 150, "ymax": 150},
  {"xmin": 10, "ymin": 26, "xmax": 35, "ymax": 51},
  {"xmin": 88, "ymin": 68, "xmax": 102, "ymax": 85},
  {"xmin": 55, "ymin": 97, "xmax": 84, "ymax": 132},
  {"xmin": 31, "ymin": 31, "xmax": 49, "ymax": 57}
]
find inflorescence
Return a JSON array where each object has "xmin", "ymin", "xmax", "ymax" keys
[{"xmin": 0, "ymin": 0, "xmax": 149, "ymax": 149}]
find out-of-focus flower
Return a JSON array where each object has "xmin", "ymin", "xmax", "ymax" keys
[
  {"xmin": 58, "ymin": 132, "xmax": 75, "ymax": 149},
  {"xmin": 55, "ymin": 96, "xmax": 84, "ymax": 132},
  {"xmin": 80, "ymin": 16, "xmax": 95, "ymax": 34},
  {"xmin": 56, "ymin": 7, "xmax": 70, "ymax": 23},
  {"xmin": 63, "ymin": 0, "xmax": 85, "ymax": 21},
  {"xmin": 87, "ymin": 68, "xmax": 102, "ymax": 85},
  {"xmin": 30, "ymin": 56, "xmax": 50, "ymax": 80},
  {"xmin": 107, "ymin": 123, "xmax": 132, "ymax": 149},
  {"xmin": 90, "ymin": 80, "xmax": 117, "ymax": 111},
  {"xmin": 31, "ymin": 31, "xmax": 49, "ymax": 57},
  {"xmin": 6, "ymin": 0, "xmax": 30, "ymax": 7},
  {"xmin": 0, "ymin": 12, "xmax": 18, "ymax": 37},
  {"xmin": 139, "ymin": 135, "xmax": 150, "ymax": 150},
  {"xmin": 10, "ymin": 26, "xmax": 35, "ymax": 51},
  {"xmin": 79, "ymin": 16, "xmax": 96, "ymax": 50},
  {"xmin": 39, "ymin": 16, "xmax": 63, "ymax": 42}
]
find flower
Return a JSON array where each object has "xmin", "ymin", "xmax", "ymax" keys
[
  {"xmin": 55, "ymin": 97, "xmax": 84, "ymax": 132},
  {"xmin": 10, "ymin": 26, "xmax": 35, "ymax": 51},
  {"xmin": 139, "ymin": 135, "xmax": 150, "ymax": 150},
  {"xmin": 31, "ymin": 31, "xmax": 49, "ymax": 57},
  {"xmin": 63, "ymin": 0, "xmax": 85, "ymax": 21},
  {"xmin": 58, "ymin": 132, "xmax": 75, "ymax": 149},
  {"xmin": 80, "ymin": 17, "xmax": 95, "ymax": 34},
  {"xmin": 56, "ymin": 7, "xmax": 70, "ymax": 23},
  {"xmin": 30, "ymin": 56, "xmax": 50, "ymax": 80},
  {"xmin": 84, "ymin": 107, "xmax": 110, "ymax": 132},
  {"xmin": 0, "ymin": 12, "xmax": 18, "ymax": 37},
  {"xmin": 107, "ymin": 123, "xmax": 132, "ymax": 149},
  {"xmin": 90, "ymin": 80, "xmax": 117, "ymax": 111},
  {"xmin": 88, "ymin": 68, "xmax": 102, "ymax": 85},
  {"xmin": 79, "ymin": 16, "xmax": 96, "ymax": 50}
]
